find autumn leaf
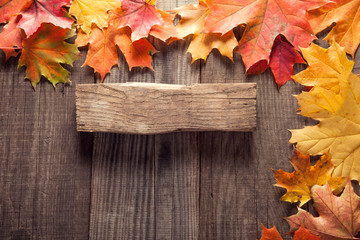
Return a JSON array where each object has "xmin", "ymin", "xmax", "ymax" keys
[
  {"xmin": 0, "ymin": 0, "xmax": 32, "ymax": 23},
  {"xmin": 247, "ymin": 35, "xmax": 306, "ymax": 88},
  {"xmin": 109, "ymin": 0, "xmax": 163, "ymax": 41},
  {"xmin": 203, "ymin": 0, "xmax": 330, "ymax": 71},
  {"xmin": 260, "ymin": 225, "xmax": 283, "ymax": 240},
  {"xmin": 260, "ymin": 225, "xmax": 320, "ymax": 240},
  {"xmin": 76, "ymin": 26, "xmax": 119, "ymax": 81},
  {"xmin": 273, "ymin": 150, "xmax": 345, "ymax": 206},
  {"xmin": 77, "ymin": 26, "xmax": 155, "ymax": 80},
  {"xmin": 269, "ymin": 36, "xmax": 305, "ymax": 88},
  {"xmin": 18, "ymin": 0, "xmax": 73, "ymax": 37},
  {"xmin": 0, "ymin": 15, "xmax": 22, "ymax": 60},
  {"xmin": 19, "ymin": 23, "xmax": 79, "ymax": 88},
  {"xmin": 169, "ymin": 1, "xmax": 238, "ymax": 63},
  {"xmin": 69, "ymin": 0, "xmax": 121, "ymax": 34},
  {"xmin": 289, "ymin": 41, "xmax": 360, "ymax": 181},
  {"xmin": 307, "ymin": 0, "xmax": 360, "ymax": 56},
  {"xmin": 286, "ymin": 181, "xmax": 360, "ymax": 239},
  {"xmin": 187, "ymin": 32, "xmax": 238, "ymax": 63},
  {"xmin": 149, "ymin": 10, "xmax": 178, "ymax": 42},
  {"xmin": 115, "ymin": 27, "xmax": 156, "ymax": 71}
]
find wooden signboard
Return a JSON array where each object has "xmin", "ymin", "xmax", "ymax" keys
[{"xmin": 76, "ymin": 82, "xmax": 256, "ymax": 134}]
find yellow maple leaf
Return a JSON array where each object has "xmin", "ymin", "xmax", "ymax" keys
[
  {"xmin": 290, "ymin": 41, "xmax": 360, "ymax": 181},
  {"xmin": 273, "ymin": 150, "xmax": 345, "ymax": 206},
  {"xmin": 169, "ymin": 1, "xmax": 238, "ymax": 63},
  {"xmin": 69, "ymin": 0, "xmax": 121, "ymax": 34}
]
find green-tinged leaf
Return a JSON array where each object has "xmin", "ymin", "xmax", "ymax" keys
[{"xmin": 19, "ymin": 23, "xmax": 80, "ymax": 88}]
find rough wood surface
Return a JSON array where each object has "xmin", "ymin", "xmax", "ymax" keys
[
  {"xmin": 89, "ymin": 2, "xmax": 200, "ymax": 239},
  {"xmin": 198, "ymin": 53, "xmax": 257, "ymax": 240},
  {"xmin": 0, "ymin": 54, "xmax": 93, "ymax": 239},
  {"xmin": 76, "ymin": 82, "xmax": 256, "ymax": 134},
  {"xmin": 0, "ymin": 0, "xmax": 358, "ymax": 239}
]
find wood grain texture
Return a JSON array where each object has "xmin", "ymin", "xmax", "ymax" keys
[
  {"xmin": 91, "ymin": 133, "xmax": 155, "ymax": 239},
  {"xmin": 0, "ymin": 53, "xmax": 93, "ymax": 239},
  {"xmin": 199, "ymin": 53, "xmax": 258, "ymax": 240},
  {"xmin": 89, "ymin": 1, "xmax": 200, "ymax": 239},
  {"xmin": 0, "ymin": 3, "xmax": 357, "ymax": 240},
  {"xmin": 76, "ymin": 82, "xmax": 256, "ymax": 134}
]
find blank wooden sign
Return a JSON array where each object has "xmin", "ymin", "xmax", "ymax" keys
[{"xmin": 76, "ymin": 82, "xmax": 256, "ymax": 134}]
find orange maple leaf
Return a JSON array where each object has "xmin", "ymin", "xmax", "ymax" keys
[
  {"xmin": 169, "ymin": 1, "xmax": 238, "ymax": 63},
  {"xmin": 203, "ymin": 0, "xmax": 330, "ymax": 70},
  {"xmin": 76, "ymin": 26, "xmax": 120, "ymax": 81},
  {"xmin": 273, "ymin": 150, "xmax": 345, "ymax": 206},
  {"xmin": 0, "ymin": 15, "xmax": 22, "ymax": 61},
  {"xmin": 149, "ymin": 10, "xmax": 178, "ymax": 42},
  {"xmin": 260, "ymin": 225, "xmax": 320, "ymax": 240},
  {"xmin": 116, "ymin": 27, "xmax": 156, "ymax": 71},
  {"xmin": 77, "ymin": 26, "xmax": 155, "ymax": 81},
  {"xmin": 307, "ymin": 0, "xmax": 360, "ymax": 56},
  {"xmin": 0, "ymin": 0, "xmax": 32, "ymax": 23}
]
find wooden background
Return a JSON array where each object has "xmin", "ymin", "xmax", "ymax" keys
[{"xmin": 0, "ymin": 1, "xmax": 359, "ymax": 239}]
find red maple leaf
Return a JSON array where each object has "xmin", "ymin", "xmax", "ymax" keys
[
  {"xmin": 203, "ymin": 0, "xmax": 329, "ymax": 72},
  {"xmin": 269, "ymin": 36, "xmax": 305, "ymax": 88},
  {"xmin": 18, "ymin": 0, "xmax": 73, "ymax": 37},
  {"xmin": 247, "ymin": 35, "xmax": 305, "ymax": 88},
  {"xmin": 109, "ymin": 0, "xmax": 163, "ymax": 41}
]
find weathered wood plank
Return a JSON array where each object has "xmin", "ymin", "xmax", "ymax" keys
[
  {"xmin": 252, "ymin": 68, "xmax": 306, "ymax": 239},
  {"xmin": 154, "ymin": 132, "xmax": 199, "ymax": 240},
  {"xmin": 152, "ymin": 1, "xmax": 201, "ymax": 234},
  {"xmin": 76, "ymin": 82, "xmax": 256, "ymax": 134},
  {"xmin": 199, "ymin": 53, "xmax": 258, "ymax": 240},
  {"xmin": 91, "ymin": 133, "xmax": 155, "ymax": 239},
  {"xmin": 89, "ymin": 1, "xmax": 200, "ymax": 238},
  {"xmin": 0, "ymin": 54, "xmax": 93, "ymax": 239},
  {"xmin": 89, "ymin": 78, "xmax": 157, "ymax": 239}
]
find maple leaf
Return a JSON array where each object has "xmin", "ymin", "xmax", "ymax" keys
[
  {"xmin": 269, "ymin": 36, "xmax": 306, "ymax": 88},
  {"xmin": 260, "ymin": 225, "xmax": 320, "ymax": 240},
  {"xmin": 307, "ymin": 0, "xmax": 360, "ymax": 57},
  {"xmin": 115, "ymin": 27, "xmax": 156, "ymax": 71},
  {"xmin": 0, "ymin": 15, "xmax": 22, "ymax": 60},
  {"xmin": 77, "ymin": 26, "xmax": 155, "ymax": 80},
  {"xmin": 187, "ymin": 31, "xmax": 238, "ymax": 63},
  {"xmin": 273, "ymin": 150, "xmax": 345, "ymax": 206},
  {"xmin": 149, "ymin": 10, "xmax": 178, "ymax": 42},
  {"xmin": 69, "ymin": 0, "xmax": 121, "ymax": 34},
  {"xmin": 202, "ymin": 0, "xmax": 330, "ymax": 71},
  {"xmin": 0, "ymin": 0, "xmax": 32, "ymax": 23},
  {"xmin": 19, "ymin": 23, "xmax": 79, "ymax": 88},
  {"xmin": 18, "ymin": 0, "xmax": 73, "ymax": 37},
  {"xmin": 109, "ymin": 0, "xmax": 163, "ymax": 41},
  {"xmin": 76, "ymin": 26, "xmax": 119, "ymax": 81},
  {"xmin": 247, "ymin": 35, "xmax": 306, "ymax": 88},
  {"xmin": 289, "ymin": 41, "xmax": 360, "ymax": 181},
  {"xmin": 286, "ymin": 181, "xmax": 360, "ymax": 239},
  {"xmin": 169, "ymin": 1, "xmax": 238, "ymax": 63}
]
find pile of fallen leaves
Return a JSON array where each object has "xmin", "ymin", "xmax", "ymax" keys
[
  {"xmin": 261, "ymin": 41, "xmax": 360, "ymax": 239},
  {"xmin": 0, "ymin": 0, "xmax": 359, "ymax": 88}
]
